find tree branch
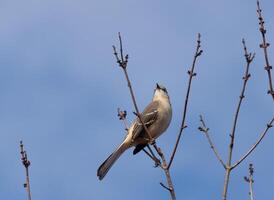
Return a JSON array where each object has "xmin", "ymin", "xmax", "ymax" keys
[
  {"xmin": 113, "ymin": 33, "xmax": 153, "ymax": 142},
  {"xmin": 244, "ymin": 164, "xmax": 255, "ymax": 200},
  {"xmin": 20, "ymin": 141, "xmax": 32, "ymax": 200},
  {"xmin": 142, "ymin": 147, "xmax": 161, "ymax": 167},
  {"xmin": 113, "ymin": 33, "xmax": 176, "ymax": 199},
  {"xmin": 231, "ymin": 117, "xmax": 273, "ymax": 170},
  {"xmin": 256, "ymin": 0, "xmax": 274, "ymax": 99},
  {"xmin": 153, "ymin": 145, "xmax": 176, "ymax": 200},
  {"xmin": 160, "ymin": 182, "xmax": 172, "ymax": 192},
  {"xmin": 222, "ymin": 39, "xmax": 255, "ymax": 200},
  {"xmin": 117, "ymin": 108, "xmax": 129, "ymax": 132},
  {"xmin": 198, "ymin": 115, "xmax": 226, "ymax": 169},
  {"xmin": 168, "ymin": 33, "xmax": 203, "ymax": 169}
]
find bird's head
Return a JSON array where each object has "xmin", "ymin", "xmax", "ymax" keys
[{"xmin": 153, "ymin": 83, "xmax": 169, "ymax": 100}]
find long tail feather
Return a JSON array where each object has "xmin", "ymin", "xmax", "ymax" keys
[{"xmin": 97, "ymin": 142, "xmax": 129, "ymax": 180}]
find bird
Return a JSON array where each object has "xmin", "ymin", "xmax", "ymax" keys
[{"xmin": 97, "ymin": 83, "xmax": 172, "ymax": 180}]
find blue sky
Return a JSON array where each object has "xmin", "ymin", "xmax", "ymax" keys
[{"xmin": 0, "ymin": 0, "xmax": 273, "ymax": 199}]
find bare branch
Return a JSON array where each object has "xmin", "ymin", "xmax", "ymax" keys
[
  {"xmin": 153, "ymin": 144, "xmax": 176, "ymax": 199},
  {"xmin": 231, "ymin": 117, "xmax": 274, "ymax": 170},
  {"xmin": 198, "ymin": 115, "xmax": 226, "ymax": 169},
  {"xmin": 117, "ymin": 108, "xmax": 129, "ymax": 131},
  {"xmin": 142, "ymin": 147, "xmax": 161, "ymax": 167},
  {"xmin": 244, "ymin": 164, "xmax": 255, "ymax": 200},
  {"xmin": 227, "ymin": 38, "xmax": 254, "ymax": 166},
  {"xmin": 222, "ymin": 39, "xmax": 255, "ymax": 200},
  {"xmin": 112, "ymin": 33, "xmax": 153, "ymax": 142},
  {"xmin": 256, "ymin": 0, "xmax": 274, "ymax": 99},
  {"xmin": 20, "ymin": 141, "xmax": 32, "ymax": 200},
  {"xmin": 160, "ymin": 182, "xmax": 172, "ymax": 192},
  {"xmin": 113, "ymin": 33, "xmax": 176, "ymax": 199},
  {"xmin": 168, "ymin": 33, "xmax": 203, "ymax": 169}
]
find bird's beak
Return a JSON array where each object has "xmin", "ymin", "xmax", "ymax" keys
[{"xmin": 156, "ymin": 83, "xmax": 160, "ymax": 89}]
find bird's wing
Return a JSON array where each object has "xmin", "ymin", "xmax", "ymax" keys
[{"xmin": 131, "ymin": 100, "xmax": 159, "ymax": 140}]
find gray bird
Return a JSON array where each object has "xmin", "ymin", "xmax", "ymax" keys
[{"xmin": 97, "ymin": 83, "xmax": 172, "ymax": 180}]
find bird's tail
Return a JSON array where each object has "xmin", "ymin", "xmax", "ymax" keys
[{"xmin": 97, "ymin": 142, "xmax": 129, "ymax": 180}]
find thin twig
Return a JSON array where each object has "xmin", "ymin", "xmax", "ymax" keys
[
  {"xmin": 222, "ymin": 39, "xmax": 255, "ymax": 200},
  {"xmin": 256, "ymin": 0, "xmax": 274, "ymax": 99},
  {"xmin": 113, "ymin": 33, "xmax": 153, "ymax": 142},
  {"xmin": 117, "ymin": 108, "xmax": 129, "ymax": 131},
  {"xmin": 168, "ymin": 33, "xmax": 203, "ymax": 169},
  {"xmin": 142, "ymin": 148, "xmax": 161, "ymax": 167},
  {"xmin": 198, "ymin": 115, "xmax": 226, "ymax": 169},
  {"xmin": 153, "ymin": 144, "xmax": 176, "ymax": 200},
  {"xmin": 160, "ymin": 182, "xmax": 172, "ymax": 192},
  {"xmin": 146, "ymin": 145, "xmax": 161, "ymax": 166},
  {"xmin": 20, "ymin": 141, "xmax": 32, "ymax": 200},
  {"xmin": 113, "ymin": 33, "xmax": 176, "ymax": 199},
  {"xmin": 231, "ymin": 117, "xmax": 273, "ymax": 170},
  {"xmin": 244, "ymin": 164, "xmax": 255, "ymax": 200}
]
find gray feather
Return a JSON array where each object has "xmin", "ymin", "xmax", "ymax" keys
[
  {"xmin": 97, "ymin": 142, "xmax": 128, "ymax": 180},
  {"xmin": 131, "ymin": 101, "xmax": 159, "ymax": 140}
]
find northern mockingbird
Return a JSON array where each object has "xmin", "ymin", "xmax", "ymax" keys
[{"xmin": 97, "ymin": 83, "xmax": 172, "ymax": 180}]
